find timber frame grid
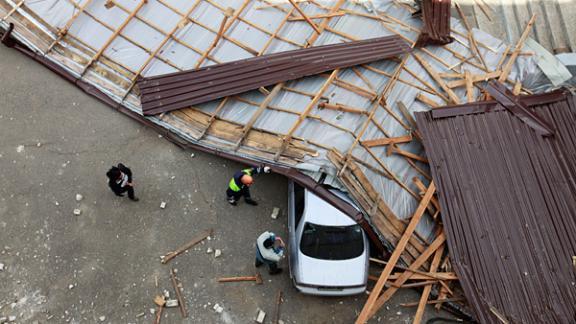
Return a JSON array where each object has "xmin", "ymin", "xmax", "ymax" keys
[{"xmin": 0, "ymin": 0, "xmax": 542, "ymax": 322}]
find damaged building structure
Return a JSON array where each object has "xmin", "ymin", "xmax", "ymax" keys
[{"xmin": 1, "ymin": 0, "xmax": 575, "ymax": 322}]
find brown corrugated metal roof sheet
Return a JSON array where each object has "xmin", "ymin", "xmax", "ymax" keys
[
  {"xmin": 414, "ymin": 0, "xmax": 453, "ymax": 48},
  {"xmin": 415, "ymin": 90, "xmax": 576, "ymax": 323},
  {"xmin": 137, "ymin": 35, "xmax": 411, "ymax": 115}
]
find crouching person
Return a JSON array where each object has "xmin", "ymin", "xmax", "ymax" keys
[{"xmin": 255, "ymin": 231, "xmax": 285, "ymax": 275}]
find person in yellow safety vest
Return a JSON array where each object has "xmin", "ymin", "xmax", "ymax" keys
[{"xmin": 226, "ymin": 165, "xmax": 271, "ymax": 206}]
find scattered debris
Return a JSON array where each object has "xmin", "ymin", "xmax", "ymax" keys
[
  {"xmin": 98, "ymin": 316, "xmax": 106, "ymax": 322},
  {"xmin": 68, "ymin": 284, "xmax": 75, "ymax": 290},
  {"xmin": 206, "ymin": 248, "xmax": 214, "ymax": 254},
  {"xmin": 218, "ymin": 272, "xmax": 263, "ymax": 285},
  {"xmin": 73, "ymin": 209, "xmax": 81, "ymax": 216},
  {"xmin": 16, "ymin": 145, "xmax": 24, "ymax": 153},
  {"xmin": 214, "ymin": 249, "xmax": 222, "ymax": 258},
  {"xmin": 161, "ymin": 228, "xmax": 213, "ymax": 264},
  {"xmin": 0, "ymin": 263, "xmax": 4, "ymax": 271},
  {"xmin": 190, "ymin": 153, "xmax": 195, "ymax": 158},
  {"xmin": 160, "ymin": 202, "xmax": 166, "ymax": 209},
  {"xmin": 270, "ymin": 207, "xmax": 280, "ymax": 219},
  {"xmin": 136, "ymin": 312, "xmax": 145, "ymax": 318},
  {"xmin": 255, "ymin": 309, "xmax": 266, "ymax": 323},
  {"xmin": 165, "ymin": 299, "xmax": 179, "ymax": 308},
  {"xmin": 75, "ymin": 194, "xmax": 83, "ymax": 201},
  {"xmin": 8, "ymin": 316, "xmax": 16, "ymax": 322},
  {"xmin": 213, "ymin": 303, "xmax": 223, "ymax": 313}
]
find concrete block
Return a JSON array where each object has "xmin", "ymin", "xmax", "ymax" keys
[
  {"xmin": 165, "ymin": 299, "xmax": 178, "ymax": 307},
  {"xmin": 255, "ymin": 309, "xmax": 266, "ymax": 323},
  {"xmin": 73, "ymin": 209, "xmax": 81, "ymax": 216},
  {"xmin": 75, "ymin": 194, "xmax": 83, "ymax": 201},
  {"xmin": 160, "ymin": 202, "xmax": 166, "ymax": 209},
  {"xmin": 214, "ymin": 249, "xmax": 222, "ymax": 258},
  {"xmin": 271, "ymin": 207, "xmax": 280, "ymax": 219}
]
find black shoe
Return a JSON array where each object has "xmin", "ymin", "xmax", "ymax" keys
[
  {"xmin": 255, "ymin": 259, "xmax": 263, "ymax": 267},
  {"xmin": 130, "ymin": 197, "xmax": 139, "ymax": 202},
  {"xmin": 269, "ymin": 268, "xmax": 282, "ymax": 275},
  {"xmin": 228, "ymin": 199, "xmax": 237, "ymax": 206},
  {"xmin": 245, "ymin": 199, "xmax": 258, "ymax": 206}
]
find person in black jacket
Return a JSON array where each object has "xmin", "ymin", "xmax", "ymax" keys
[{"xmin": 106, "ymin": 163, "xmax": 139, "ymax": 201}]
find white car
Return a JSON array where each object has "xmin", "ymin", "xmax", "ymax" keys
[{"xmin": 288, "ymin": 181, "xmax": 369, "ymax": 296}]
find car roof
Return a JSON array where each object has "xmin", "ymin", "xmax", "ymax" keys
[{"xmin": 303, "ymin": 189, "xmax": 357, "ymax": 226}]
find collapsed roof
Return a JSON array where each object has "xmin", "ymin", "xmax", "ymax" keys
[
  {"xmin": 416, "ymin": 90, "xmax": 576, "ymax": 323},
  {"xmin": 1, "ymin": 0, "xmax": 572, "ymax": 321}
]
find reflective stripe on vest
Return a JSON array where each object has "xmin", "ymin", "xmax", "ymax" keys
[
  {"xmin": 228, "ymin": 168, "xmax": 253, "ymax": 192},
  {"xmin": 229, "ymin": 177, "xmax": 241, "ymax": 192}
]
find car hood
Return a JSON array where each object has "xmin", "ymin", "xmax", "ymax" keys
[{"xmin": 295, "ymin": 251, "xmax": 367, "ymax": 287}]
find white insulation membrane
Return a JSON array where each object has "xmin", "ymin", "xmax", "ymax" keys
[{"xmin": 0, "ymin": 0, "xmax": 544, "ymax": 247}]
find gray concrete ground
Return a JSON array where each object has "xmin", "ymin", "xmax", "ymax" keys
[{"xmin": 0, "ymin": 45, "xmax": 455, "ymax": 323}]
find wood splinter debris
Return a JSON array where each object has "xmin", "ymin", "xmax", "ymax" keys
[
  {"xmin": 218, "ymin": 272, "xmax": 263, "ymax": 285},
  {"xmin": 161, "ymin": 228, "xmax": 213, "ymax": 264}
]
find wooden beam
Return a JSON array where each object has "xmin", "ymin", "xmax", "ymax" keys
[
  {"xmin": 258, "ymin": 8, "xmax": 296, "ymax": 55},
  {"xmin": 447, "ymin": 71, "xmax": 502, "ymax": 88},
  {"xmin": 368, "ymin": 272, "xmax": 458, "ymax": 281},
  {"xmin": 356, "ymin": 182, "xmax": 436, "ymax": 324},
  {"xmin": 161, "ymin": 229, "xmax": 213, "ymax": 264},
  {"xmin": 274, "ymin": 69, "xmax": 339, "ymax": 160},
  {"xmin": 121, "ymin": 0, "xmax": 204, "ymax": 99},
  {"xmin": 413, "ymin": 245, "xmax": 444, "ymax": 324},
  {"xmin": 170, "ymin": 268, "xmax": 188, "ymax": 318},
  {"xmin": 498, "ymin": 14, "xmax": 536, "ymax": 83},
  {"xmin": 46, "ymin": 0, "xmax": 95, "ymax": 52},
  {"xmin": 81, "ymin": 0, "xmax": 147, "ymax": 76},
  {"xmin": 368, "ymin": 233, "xmax": 446, "ymax": 318},
  {"xmin": 235, "ymin": 82, "xmax": 285, "ymax": 150},
  {"xmin": 287, "ymin": 0, "xmax": 321, "ymax": 34},
  {"xmin": 361, "ymin": 134, "xmax": 412, "ymax": 148},
  {"xmin": 1, "ymin": 0, "xmax": 24, "ymax": 22},
  {"xmin": 400, "ymin": 297, "xmax": 465, "ymax": 307},
  {"xmin": 412, "ymin": 53, "xmax": 461, "ymax": 104},
  {"xmin": 288, "ymin": 12, "xmax": 344, "ymax": 21},
  {"xmin": 415, "ymin": 93, "xmax": 441, "ymax": 108},
  {"xmin": 389, "ymin": 146, "xmax": 428, "ymax": 163},
  {"xmin": 318, "ymin": 102, "xmax": 368, "ymax": 115},
  {"xmin": 454, "ymin": 2, "xmax": 488, "ymax": 70},
  {"xmin": 194, "ymin": 7, "xmax": 234, "ymax": 68},
  {"xmin": 465, "ymin": 70, "xmax": 474, "ymax": 103}
]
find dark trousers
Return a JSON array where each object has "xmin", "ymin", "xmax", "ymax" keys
[
  {"xmin": 226, "ymin": 187, "xmax": 251, "ymax": 202},
  {"xmin": 119, "ymin": 186, "xmax": 136, "ymax": 199}
]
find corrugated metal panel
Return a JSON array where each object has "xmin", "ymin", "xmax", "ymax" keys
[
  {"xmin": 415, "ymin": 90, "xmax": 576, "ymax": 323},
  {"xmin": 415, "ymin": 0, "xmax": 453, "ymax": 47},
  {"xmin": 137, "ymin": 35, "xmax": 411, "ymax": 115}
]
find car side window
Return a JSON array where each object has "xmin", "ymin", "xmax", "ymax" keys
[{"xmin": 294, "ymin": 183, "xmax": 305, "ymax": 227}]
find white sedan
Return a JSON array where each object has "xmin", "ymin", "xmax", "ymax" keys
[{"xmin": 288, "ymin": 181, "xmax": 369, "ymax": 296}]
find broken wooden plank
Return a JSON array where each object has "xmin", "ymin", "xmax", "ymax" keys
[
  {"xmin": 415, "ymin": 93, "xmax": 441, "ymax": 108},
  {"xmin": 400, "ymin": 297, "xmax": 465, "ymax": 307},
  {"xmin": 318, "ymin": 102, "xmax": 368, "ymax": 115},
  {"xmin": 447, "ymin": 71, "xmax": 501, "ymax": 88},
  {"xmin": 170, "ymin": 268, "xmax": 188, "ymax": 318},
  {"xmin": 498, "ymin": 14, "xmax": 536, "ymax": 83},
  {"xmin": 273, "ymin": 290, "xmax": 283, "ymax": 324},
  {"xmin": 361, "ymin": 134, "xmax": 412, "ymax": 147},
  {"xmin": 412, "ymin": 53, "xmax": 460, "ymax": 104},
  {"xmin": 288, "ymin": 12, "xmax": 344, "ymax": 21},
  {"xmin": 356, "ymin": 182, "xmax": 436, "ymax": 323},
  {"xmin": 161, "ymin": 229, "xmax": 213, "ymax": 264},
  {"xmin": 465, "ymin": 70, "xmax": 474, "ymax": 103},
  {"xmin": 368, "ymin": 233, "xmax": 447, "ymax": 318},
  {"xmin": 413, "ymin": 245, "xmax": 444, "ymax": 324}
]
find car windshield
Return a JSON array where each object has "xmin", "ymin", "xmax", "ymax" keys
[{"xmin": 300, "ymin": 222, "xmax": 364, "ymax": 260}]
